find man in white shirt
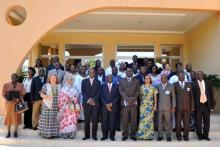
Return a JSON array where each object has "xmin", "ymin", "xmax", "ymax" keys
[
  {"xmin": 74, "ymin": 65, "xmax": 88, "ymax": 121},
  {"xmin": 117, "ymin": 62, "xmax": 126, "ymax": 79},
  {"xmin": 105, "ymin": 59, "xmax": 116, "ymax": 76}
]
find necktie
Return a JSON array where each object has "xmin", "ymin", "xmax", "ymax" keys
[
  {"xmin": 162, "ymin": 84, "xmax": 166, "ymax": 90},
  {"xmin": 199, "ymin": 81, "xmax": 206, "ymax": 103},
  {"xmin": 90, "ymin": 79, "xmax": 93, "ymax": 86},
  {"xmin": 181, "ymin": 82, "xmax": 184, "ymax": 89},
  {"xmin": 108, "ymin": 84, "xmax": 112, "ymax": 93}
]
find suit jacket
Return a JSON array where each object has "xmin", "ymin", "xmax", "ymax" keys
[
  {"xmin": 30, "ymin": 76, "xmax": 46, "ymax": 101},
  {"xmin": 135, "ymin": 74, "xmax": 146, "ymax": 85},
  {"xmin": 174, "ymin": 82, "xmax": 194, "ymax": 111},
  {"xmin": 157, "ymin": 83, "xmax": 176, "ymax": 111},
  {"xmin": 46, "ymin": 63, "xmax": 64, "ymax": 76},
  {"xmin": 81, "ymin": 78, "xmax": 101, "ymax": 107},
  {"xmin": 192, "ymin": 80, "xmax": 215, "ymax": 111},
  {"xmin": 119, "ymin": 77, "xmax": 140, "ymax": 107},
  {"xmin": 112, "ymin": 75, "xmax": 123, "ymax": 85},
  {"xmin": 101, "ymin": 83, "xmax": 119, "ymax": 111}
]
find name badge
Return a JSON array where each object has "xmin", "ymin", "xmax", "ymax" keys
[
  {"xmin": 165, "ymin": 91, "xmax": 171, "ymax": 95},
  {"xmin": 187, "ymin": 88, "xmax": 191, "ymax": 92}
]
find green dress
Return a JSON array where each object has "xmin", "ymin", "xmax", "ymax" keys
[{"xmin": 137, "ymin": 85, "xmax": 157, "ymax": 140}]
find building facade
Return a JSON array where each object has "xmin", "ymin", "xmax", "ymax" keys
[{"xmin": 1, "ymin": 0, "xmax": 220, "ymax": 114}]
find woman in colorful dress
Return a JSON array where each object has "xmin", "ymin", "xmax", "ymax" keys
[
  {"xmin": 58, "ymin": 72, "xmax": 80, "ymax": 139},
  {"xmin": 137, "ymin": 75, "xmax": 158, "ymax": 140},
  {"xmin": 39, "ymin": 73, "xmax": 61, "ymax": 138}
]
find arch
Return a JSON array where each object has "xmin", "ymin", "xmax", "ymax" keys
[{"xmin": 1, "ymin": 0, "xmax": 220, "ymax": 114}]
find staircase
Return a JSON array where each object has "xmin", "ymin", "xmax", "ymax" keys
[{"xmin": 0, "ymin": 114, "xmax": 220, "ymax": 147}]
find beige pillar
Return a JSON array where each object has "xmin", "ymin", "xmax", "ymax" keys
[
  {"xmin": 29, "ymin": 45, "xmax": 40, "ymax": 67},
  {"xmin": 182, "ymin": 42, "xmax": 190, "ymax": 66},
  {"xmin": 103, "ymin": 43, "xmax": 116, "ymax": 68},
  {"xmin": 154, "ymin": 42, "xmax": 161, "ymax": 58},
  {"xmin": 58, "ymin": 42, "xmax": 65, "ymax": 65}
]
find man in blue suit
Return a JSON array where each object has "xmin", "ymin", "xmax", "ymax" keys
[{"xmin": 100, "ymin": 74, "xmax": 119, "ymax": 141}]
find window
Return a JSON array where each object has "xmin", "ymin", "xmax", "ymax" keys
[{"xmin": 64, "ymin": 44, "xmax": 103, "ymax": 67}]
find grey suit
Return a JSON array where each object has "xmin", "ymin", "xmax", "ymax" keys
[
  {"xmin": 119, "ymin": 77, "xmax": 140, "ymax": 138},
  {"xmin": 157, "ymin": 83, "xmax": 176, "ymax": 138}
]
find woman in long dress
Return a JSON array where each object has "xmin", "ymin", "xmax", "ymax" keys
[
  {"xmin": 137, "ymin": 75, "xmax": 158, "ymax": 140},
  {"xmin": 2, "ymin": 73, "xmax": 25, "ymax": 138},
  {"xmin": 58, "ymin": 72, "xmax": 80, "ymax": 139},
  {"xmin": 39, "ymin": 73, "xmax": 61, "ymax": 138}
]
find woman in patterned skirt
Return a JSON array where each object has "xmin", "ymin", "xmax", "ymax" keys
[
  {"xmin": 58, "ymin": 72, "xmax": 80, "ymax": 139},
  {"xmin": 137, "ymin": 75, "xmax": 158, "ymax": 140},
  {"xmin": 39, "ymin": 73, "xmax": 61, "ymax": 138}
]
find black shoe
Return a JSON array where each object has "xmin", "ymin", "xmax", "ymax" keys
[
  {"xmin": 122, "ymin": 137, "xmax": 128, "ymax": 141},
  {"xmin": 183, "ymin": 136, "xmax": 189, "ymax": 141},
  {"xmin": 167, "ymin": 137, "xmax": 171, "ymax": 142},
  {"xmin": 82, "ymin": 136, "xmax": 90, "ymax": 140},
  {"xmin": 177, "ymin": 137, "xmax": 182, "ymax": 141},
  {"xmin": 130, "ymin": 137, "xmax": 137, "ymax": 141},
  {"xmin": 157, "ymin": 137, "xmax": 163, "ymax": 141},
  {"xmin": 33, "ymin": 127, "xmax": 38, "ymax": 130},
  {"xmin": 110, "ymin": 137, "xmax": 115, "ymax": 141},
  {"xmin": 92, "ymin": 137, "xmax": 97, "ymax": 140},
  {"xmin": 13, "ymin": 131, "xmax": 18, "ymax": 138},
  {"xmin": 23, "ymin": 126, "xmax": 28, "ymax": 129},
  {"xmin": 198, "ymin": 136, "xmax": 203, "ymax": 140},
  {"xmin": 101, "ymin": 137, "xmax": 107, "ymax": 141},
  {"xmin": 6, "ymin": 132, "xmax": 11, "ymax": 138},
  {"xmin": 203, "ymin": 137, "xmax": 211, "ymax": 141}
]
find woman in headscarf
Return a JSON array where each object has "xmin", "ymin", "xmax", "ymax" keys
[{"xmin": 58, "ymin": 72, "xmax": 80, "ymax": 139}]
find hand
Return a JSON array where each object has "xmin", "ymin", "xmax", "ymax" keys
[
  {"xmin": 87, "ymin": 98, "xmax": 95, "ymax": 106},
  {"xmin": 153, "ymin": 106, "xmax": 157, "ymax": 112},
  {"xmin": 171, "ymin": 108, "xmax": 175, "ymax": 112},
  {"xmin": 47, "ymin": 95, "xmax": 53, "ymax": 99},
  {"xmin": 191, "ymin": 109, "xmax": 195, "ymax": 112}
]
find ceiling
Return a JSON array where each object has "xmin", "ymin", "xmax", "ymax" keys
[{"xmin": 53, "ymin": 9, "xmax": 215, "ymax": 34}]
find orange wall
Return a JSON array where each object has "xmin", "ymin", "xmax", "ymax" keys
[{"xmin": 1, "ymin": 0, "xmax": 220, "ymax": 115}]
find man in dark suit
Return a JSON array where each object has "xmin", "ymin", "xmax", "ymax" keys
[
  {"xmin": 135, "ymin": 66, "xmax": 147, "ymax": 85},
  {"xmin": 119, "ymin": 67, "xmax": 140, "ymax": 141},
  {"xmin": 112, "ymin": 66, "xmax": 123, "ymax": 131},
  {"xmin": 46, "ymin": 56, "xmax": 64, "ymax": 76},
  {"xmin": 81, "ymin": 68, "xmax": 101, "ymax": 140},
  {"xmin": 30, "ymin": 67, "xmax": 46, "ymax": 130},
  {"xmin": 100, "ymin": 74, "xmax": 119, "ymax": 141},
  {"xmin": 129, "ymin": 55, "xmax": 140, "ymax": 69},
  {"xmin": 192, "ymin": 71, "xmax": 215, "ymax": 141},
  {"xmin": 174, "ymin": 72, "xmax": 194, "ymax": 141}
]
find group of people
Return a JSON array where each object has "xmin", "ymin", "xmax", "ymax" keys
[{"xmin": 2, "ymin": 55, "xmax": 216, "ymax": 142}]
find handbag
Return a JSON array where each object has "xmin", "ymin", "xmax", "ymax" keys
[
  {"xmin": 73, "ymin": 102, "xmax": 81, "ymax": 112},
  {"xmin": 15, "ymin": 101, "xmax": 29, "ymax": 113}
]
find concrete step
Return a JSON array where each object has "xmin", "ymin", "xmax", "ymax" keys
[
  {"xmin": 0, "ymin": 135, "xmax": 220, "ymax": 147},
  {"xmin": 1, "ymin": 114, "xmax": 220, "ymax": 147},
  {"xmin": 0, "ymin": 129, "xmax": 220, "ymax": 140}
]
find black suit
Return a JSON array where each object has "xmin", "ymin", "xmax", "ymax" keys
[
  {"xmin": 30, "ymin": 76, "xmax": 46, "ymax": 102},
  {"xmin": 101, "ymin": 83, "xmax": 119, "ymax": 138},
  {"xmin": 192, "ymin": 80, "xmax": 215, "ymax": 138},
  {"xmin": 81, "ymin": 78, "xmax": 101, "ymax": 138}
]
